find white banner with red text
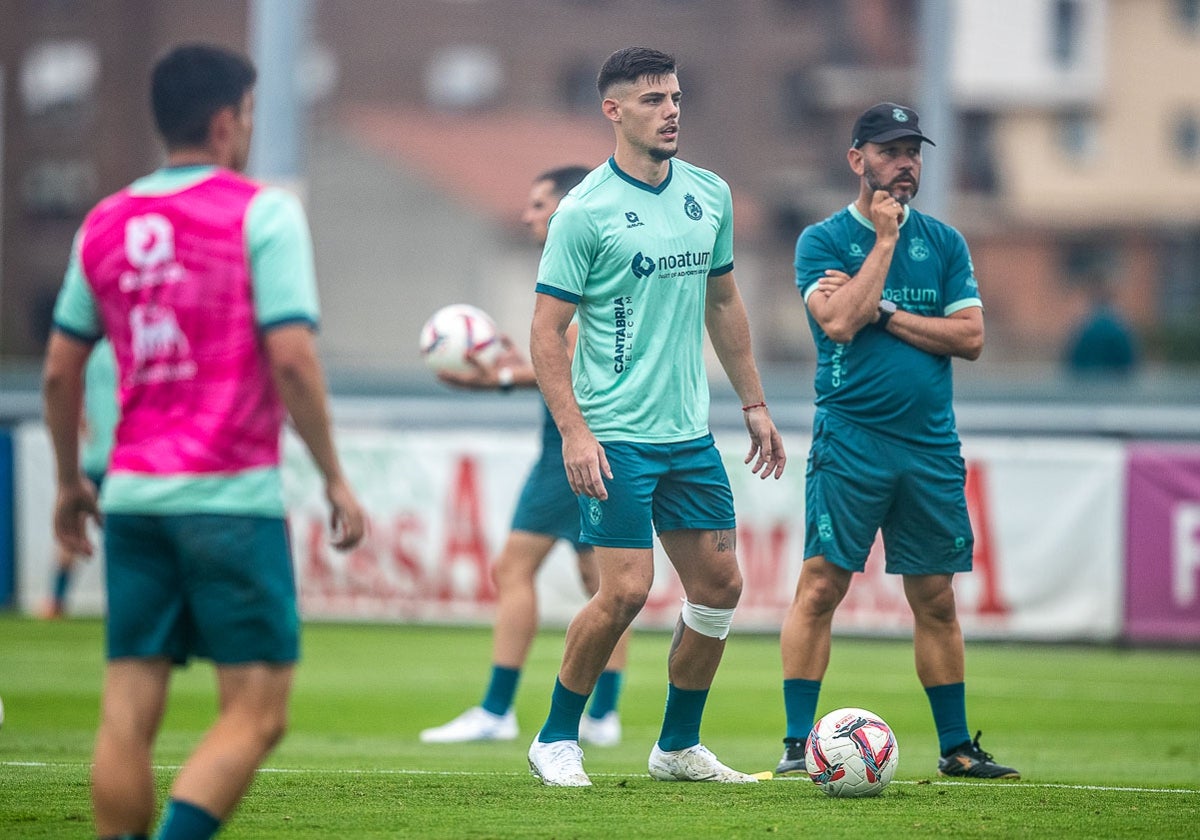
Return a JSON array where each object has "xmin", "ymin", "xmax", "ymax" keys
[{"xmin": 12, "ymin": 424, "xmax": 1125, "ymax": 641}]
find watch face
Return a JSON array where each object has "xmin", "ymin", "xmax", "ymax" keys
[{"xmin": 879, "ymin": 300, "xmax": 897, "ymax": 314}]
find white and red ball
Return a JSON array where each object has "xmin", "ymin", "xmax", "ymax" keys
[
  {"xmin": 418, "ymin": 304, "xmax": 502, "ymax": 374},
  {"xmin": 805, "ymin": 707, "xmax": 899, "ymax": 797}
]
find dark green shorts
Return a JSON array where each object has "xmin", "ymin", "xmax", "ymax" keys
[
  {"xmin": 103, "ymin": 513, "xmax": 299, "ymax": 665},
  {"xmin": 804, "ymin": 411, "xmax": 973, "ymax": 575},
  {"xmin": 511, "ymin": 442, "xmax": 586, "ymax": 550},
  {"xmin": 580, "ymin": 433, "xmax": 736, "ymax": 549}
]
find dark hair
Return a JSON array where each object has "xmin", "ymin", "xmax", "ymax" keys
[
  {"xmin": 536, "ymin": 165, "xmax": 590, "ymax": 198},
  {"xmin": 151, "ymin": 43, "xmax": 256, "ymax": 148},
  {"xmin": 596, "ymin": 47, "xmax": 676, "ymax": 97}
]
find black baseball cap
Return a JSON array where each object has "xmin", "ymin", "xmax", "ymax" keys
[{"xmin": 851, "ymin": 102, "xmax": 936, "ymax": 148}]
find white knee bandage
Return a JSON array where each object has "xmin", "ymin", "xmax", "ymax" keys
[{"xmin": 680, "ymin": 598, "xmax": 736, "ymax": 641}]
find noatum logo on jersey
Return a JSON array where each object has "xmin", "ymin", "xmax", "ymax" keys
[
  {"xmin": 630, "ymin": 250, "xmax": 712, "ymax": 282},
  {"xmin": 631, "ymin": 252, "xmax": 656, "ymax": 279}
]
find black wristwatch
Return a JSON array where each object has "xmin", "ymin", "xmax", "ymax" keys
[{"xmin": 877, "ymin": 299, "xmax": 897, "ymax": 330}]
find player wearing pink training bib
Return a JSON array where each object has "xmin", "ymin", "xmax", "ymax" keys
[{"xmin": 43, "ymin": 44, "xmax": 365, "ymax": 840}]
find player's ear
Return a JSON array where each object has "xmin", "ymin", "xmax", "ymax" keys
[
  {"xmin": 601, "ymin": 96, "xmax": 621, "ymax": 123},
  {"xmin": 208, "ymin": 105, "xmax": 236, "ymax": 149},
  {"xmin": 847, "ymin": 147, "xmax": 865, "ymax": 176}
]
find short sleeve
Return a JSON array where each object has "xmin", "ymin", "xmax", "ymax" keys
[
  {"xmin": 534, "ymin": 197, "xmax": 597, "ymax": 302},
  {"xmin": 246, "ymin": 187, "xmax": 320, "ymax": 330},
  {"xmin": 942, "ymin": 227, "xmax": 983, "ymax": 315},
  {"xmin": 795, "ymin": 225, "xmax": 843, "ymax": 304},
  {"xmin": 708, "ymin": 183, "xmax": 735, "ymax": 276},
  {"xmin": 51, "ymin": 230, "xmax": 102, "ymax": 341}
]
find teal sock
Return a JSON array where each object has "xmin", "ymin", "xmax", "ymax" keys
[
  {"xmin": 657, "ymin": 684, "xmax": 708, "ymax": 752},
  {"xmin": 782, "ymin": 678, "xmax": 821, "ymax": 741},
  {"xmin": 537, "ymin": 677, "xmax": 588, "ymax": 743},
  {"xmin": 154, "ymin": 799, "xmax": 220, "ymax": 840},
  {"xmin": 481, "ymin": 665, "xmax": 520, "ymax": 716},
  {"xmin": 925, "ymin": 682, "xmax": 970, "ymax": 755},
  {"xmin": 586, "ymin": 670, "xmax": 622, "ymax": 719}
]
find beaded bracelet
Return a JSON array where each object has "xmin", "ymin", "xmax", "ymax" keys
[{"xmin": 741, "ymin": 402, "xmax": 767, "ymax": 412}]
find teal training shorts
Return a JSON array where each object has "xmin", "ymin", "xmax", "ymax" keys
[
  {"xmin": 511, "ymin": 441, "xmax": 586, "ymax": 550},
  {"xmin": 103, "ymin": 513, "xmax": 299, "ymax": 665},
  {"xmin": 804, "ymin": 410, "xmax": 974, "ymax": 574},
  {"xmin": 579, "ymin": 433, "xmax": 736, "ymax": 549}
]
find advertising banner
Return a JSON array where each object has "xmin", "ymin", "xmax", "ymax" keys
[
  {"xmin": 14, "ymin": 423, "xmax": 1129, "ymax": 641},
  {"xmin": 1124, "ymin": 444, "xmax": 1200, "ymax": 644}
]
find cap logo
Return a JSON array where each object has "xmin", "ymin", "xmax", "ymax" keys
[{"xmin": 892, "ymin": 108, "xmax": 909, "ymax": 123}]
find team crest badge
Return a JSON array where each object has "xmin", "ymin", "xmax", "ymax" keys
[
  {"xmin": 683, "ymin": 193, "xmax": 703, "ymax": 221},
  {"xmin": 587, "ymin": 498, "xmax": 603, "ymax": 526},
  {"xmin": 908, "ymin": 237, "xmax": 930, "ymax": 261},
  {"xmin": 892, "ymin": 107, "xmax": 909, "ymax": 123}
]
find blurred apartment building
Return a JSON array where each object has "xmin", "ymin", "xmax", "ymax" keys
[{"xmin": 2, "ymin": 0, "xmax": 1198, "ymax": 373}]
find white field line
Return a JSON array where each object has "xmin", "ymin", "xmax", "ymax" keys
[{"xmin": 3, "ymin": 761, "xmax": 1198, "ymax": 795}]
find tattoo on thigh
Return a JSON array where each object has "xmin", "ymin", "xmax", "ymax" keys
[{"xmin": 713, "ymin": 529, "xmax": 735, "ymax": 552}]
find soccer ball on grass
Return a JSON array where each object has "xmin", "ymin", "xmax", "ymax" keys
[
  {"xmin": 805, "ymin": 707, "xmax": 898, "ymax": 797},
  {"xmin": 418, "ymin": 304, "xmax": 502, "ymax": 375}
]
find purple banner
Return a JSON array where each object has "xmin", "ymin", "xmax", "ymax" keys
[{"xmin": 1125, "ymin": 444, "xmax": 1200, "ymax": 644}]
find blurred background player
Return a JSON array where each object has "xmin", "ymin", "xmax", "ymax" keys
[
  {"xmin": 42, "ymin": 43, "xmax": 365, "ymax": 840},
  {"xmin": 420, "ymin": 166, "xmax": 629, "ymax": 747},
  {"xmin": 776, "ymin": 102, "xmax": 1018, "ymax": 781},
  {"xmin": 1062, "ymin": 278, "xmax": 1139, "ymax": 379},
  {"xmin": 44, "ymin": 336, "xmax": 117, "ymax": 619}
]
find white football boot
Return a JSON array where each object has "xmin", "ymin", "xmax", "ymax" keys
[
  {"xmin": 528, "ymin": 738, "xmax": 592, "ymax": 787},
  {"xmin": 648, "ymin": 743, "xmax": 758, "ymax": 783},
  {"xmin": 418, "ymin": 706, "xmax": 518, "ymax": 743},
  {"xmin": 578, "ymin": 711, "xmax": 622, "ymax": 747}
]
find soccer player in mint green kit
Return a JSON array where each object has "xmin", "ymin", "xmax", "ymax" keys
[
  {"xmin": 775, "ymin": 102, "xmax": 1019, "ymax": 780},
  {"xmin": 43, "ymin": 44, "xmax": 366, "ymax": 840},
  {"xmin": 527, "ymin": 47, "xmax": 787, "ymax": 787}
]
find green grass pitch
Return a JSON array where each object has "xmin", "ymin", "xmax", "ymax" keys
[{"xmin": 1, "ymin": 615, "xmax": 1197, "ymax": 838}]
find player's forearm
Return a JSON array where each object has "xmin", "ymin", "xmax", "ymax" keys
[
  {"xmin": 705, "ymin": 293, "xmax": 766, "ymax": 407},
  {"xmin": 530, "ymin": 327, "xmax": 587, "ymax": 436},
  {"xmin": 278, "ymin": 372, "xmax": 346, "ymax": 482},
  {"xmin": 45, "ymin": 384, "xmax": 84, "ymax": 484},
  {"xmin": 886, "ymin": 310, "xmax": 984, "ymax": 360},
  {"xmin": 268, "ymin": 336, "xmax": 347, "ymax": 483},
  {"xmin": 810, "ymin": 239, "xmax": 896, "ymax": 342},
  {"xmin": 43, "ymin": 343, "xmax": 86, "ymax": 484}
]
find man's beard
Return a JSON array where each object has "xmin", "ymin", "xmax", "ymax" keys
[
  {"xmin": 865, "ymin": 165, "xmax": 918, "ymax": 205},
  {"xmin": 649, "ymin": 146, "xmax": 678, "ymax": 162}
]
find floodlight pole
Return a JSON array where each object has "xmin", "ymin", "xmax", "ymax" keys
[
  {"xmin": 917, "ymin": 0, "xmax": 956, "ymax": 219},
  {"xmin": 248, "ymin": 0, "xmax": 310, "ymax": 194}
]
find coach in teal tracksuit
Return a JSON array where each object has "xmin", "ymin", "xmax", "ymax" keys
[{"xmin": 775, "ymin": 103, "xmax": 1020, "ymax": 781}]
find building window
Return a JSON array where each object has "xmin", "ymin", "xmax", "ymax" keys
[
  {"xmin": 423, "ymin": 45, "xmax": 503, "ymax": 110},
  {"xmin": 1177, "ymin": 0, "xmax": 1200, "ymax": 32},
  {"xmin": 1057, "ymin": 110, "xmax": 1097, "ymax": 161},
  {"xmin": 560, "ymin": 62, "xmax": 597, "ymax": 112},
  {"xmin": 1052, "ymin": 0, "xmax": 1081, "ymax": 67},
  {"xmin": 779, "ymin": 67, "xmax": 816, "ymax": 133},
  {"xmin": 1160, "ymin": 231, "xmax": 1200, "ymax": 322},
  {"xmin": 1175, "ymin": 113, "xmax": 1200, "ymax": 162},
  {"xmin": 22, "ymin": 158, "xmax": 97, "ymax": 219},
  {"xmin": 20, "ymin": 39, "xmax": 100, "ymax": 115},
  {"xmin": 957, "ymin": 111, "xmax": 998, "ymax": 194}
]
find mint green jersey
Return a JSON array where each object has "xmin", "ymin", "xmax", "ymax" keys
[{"xmin": 535, "ymin": 157, "xmax": 734, "ymax": 443}]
